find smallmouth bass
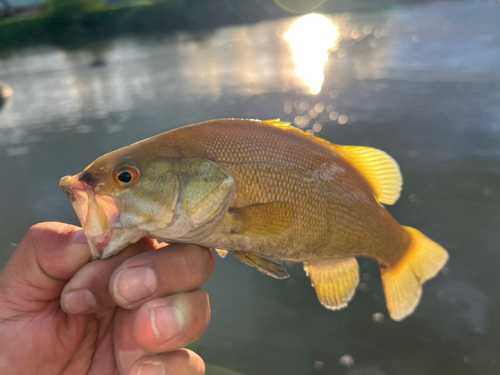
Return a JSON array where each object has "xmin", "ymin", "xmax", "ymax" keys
[{"xmin": 60, "ymin": 119, "xmax": 448, "ymax": 320}]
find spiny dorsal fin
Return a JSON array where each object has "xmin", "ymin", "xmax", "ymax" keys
[
  {"xmin": 231, "ymin": 251, "xmax": 289, "ymax": 279},
  {"xmin": 336, "ymin": 146, "xmax": 402, "ymax": 205},
  {"xmin": 304, "ymin": 258, "xmax": 359, "ymax": 310},
  {"xmin": 262, "ymin": 119, "xmax": 291, "ymax": 128},
  {"xmin": 229, "ymin": 202, "xmax": 296, "ymax": 236},
  {"xmin": 213, "ymin": 248, "xmax": 228, "ymax": 258}
]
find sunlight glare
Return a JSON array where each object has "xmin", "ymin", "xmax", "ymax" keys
[{"xmin": 285, "ymin": 14, "xmax": 338, "ymax": 95}]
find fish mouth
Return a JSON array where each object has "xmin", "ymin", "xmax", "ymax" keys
[{"xmin": 60, "ymin": 174, "xmax": 124, "ymax": 259}]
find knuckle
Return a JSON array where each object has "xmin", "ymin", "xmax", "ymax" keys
[
  {"xmin": 26, "ymin": 223, "xmax": 54, "ymax": 249},
  {"xmin": 27, "ymin": 222, "xmax": 49, "ymax": 240},
  {"xmin": 26, "ymin": 222, "xmax": 69, "ymax": 246}
]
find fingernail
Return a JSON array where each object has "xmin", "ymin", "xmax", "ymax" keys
[
  {"xmin": 61, "ymin": 289, "xmax": 96, "ymax": 314},
  {"xmin": 137, "ymin": 363, "xmax": 166, "ymax": 375},
  {"xmin": 114, "ymin": 267, "xmax": 157, "ymax": 305},
  {"xmin": 72, "ymin": 229, "xmax": 88, "ymax": 244},
  {"xmin": 150, "ymin": 305, "xmax": 185, "ymax": 344}
]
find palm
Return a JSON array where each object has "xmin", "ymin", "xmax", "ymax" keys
[
  {"xmin": 64, "ymin": 309, "xmax": 119, "ymax": 375},
  {"xmin": 1, "ymin": 288, "xmax": 116, "ymax": 374}
]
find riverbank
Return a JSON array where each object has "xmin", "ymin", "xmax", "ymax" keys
[{"xmin": 0, "ymin": 0, "xmax": 416, "ymax": 49}]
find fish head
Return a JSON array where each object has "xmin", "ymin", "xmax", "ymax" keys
[
  {"xmin": 60, "ymin": 149, "xmax": 153, "ymax": 259},
  {"xmin": 61, "ymin": 145, "xmax": 236, "ymax": 260}
]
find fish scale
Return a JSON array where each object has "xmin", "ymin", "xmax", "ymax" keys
[
  {"xmin": 61, "ymin": 118, "xmax": 448, "ymax": 320},
  {"xmin": 158, "ymin": 120, "xmax": 405, "ymax": 264}
]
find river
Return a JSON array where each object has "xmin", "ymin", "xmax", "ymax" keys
[{"xmin": 1, "ymin": 2, "xmax": 499, "ymax": 374}]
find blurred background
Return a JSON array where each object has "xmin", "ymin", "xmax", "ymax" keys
[{"xmin": 1, "ymin": 0, "xmax": 500, "ymax": 374}]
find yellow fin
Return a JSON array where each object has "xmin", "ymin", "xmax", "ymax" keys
[
  {"xmin": 262, "ymin": 119, "xmax": 291, "ymax": 127},
  {"xmin": 229, "ymin": 202, "xmax": 296, "ymax": 236},
  {"xmin": 231, "ymin": 251, "xmax": 289, "ymax": 279},
  {"xmin": 336, "ymin": 146, "xmax": 402, "ymax": 205},
  {"xmin": 381, "ymin": 226, "xmax": 448, "ymax": 321},
  {"xmin": 304, "ymin": 258, "xmax": 359, "ymax": 310},
  {"xmin": 214, "ymin": 249, "xmax": 228, "ymax": 258}
]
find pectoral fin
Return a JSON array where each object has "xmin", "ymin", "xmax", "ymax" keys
[
  {"xmin": 304, "ymin": 258, "xmax": 359, "ymax": 310},
  {"xmin": 231, "ymin": 251, "xmax": 289, "ymax": 279},
  {"xmin": 229, "ymin": 202, "xmax": 296, "ymax": 236}
]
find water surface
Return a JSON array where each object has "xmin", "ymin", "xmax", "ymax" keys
[{"xmin": 1, "ymin": 2, "xmax": 499, "ymax": 374}]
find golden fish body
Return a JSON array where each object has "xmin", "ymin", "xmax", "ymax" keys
[
  {"xmin": 60, "ymin": 119, "xmax": 448, "ymax": 320},
  {"xmin": 189, "ymin": 122, "xmax": 407, "ymax": 266}
]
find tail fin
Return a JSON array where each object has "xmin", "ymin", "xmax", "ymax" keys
[{"xmin": 381, "ymin": 227, "xmax": 448, "ymax": 321}]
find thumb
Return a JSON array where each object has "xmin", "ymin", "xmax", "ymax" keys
[{"xmin": 0, "ymin": 222, "xmax": 91, "ymax": 314}]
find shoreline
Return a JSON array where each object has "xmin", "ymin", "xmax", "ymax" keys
[{"xmin": 0, "ymin": 0, "xmax": 411, "ymax": 50}]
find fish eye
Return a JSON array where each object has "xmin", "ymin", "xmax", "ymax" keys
[
  {"xmin": 118, "ymin": 171, "xmax": 132, "ymax": 183},
  {"xmin": 113, "ymin": 164, "xmax": 140, "ymax": 186}
]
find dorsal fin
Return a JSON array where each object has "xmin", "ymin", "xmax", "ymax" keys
[
  {"xmin": 336, "ymin": 146, "xmax": 402, "ymax": 205},
  {"xmin": 262, "ymin": 119, "xmax": 291, "ymax": 128}
]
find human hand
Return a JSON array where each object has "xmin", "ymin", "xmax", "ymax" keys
[{"xmin": 0, "ymin": 222, "xmax": 214, "ymax": 375}]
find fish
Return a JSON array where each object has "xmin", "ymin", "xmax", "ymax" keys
[{"xmin": 60, "ymin": 118, "xmax": 448, "ymax": 320}]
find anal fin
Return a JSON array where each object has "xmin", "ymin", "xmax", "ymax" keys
[
  {"xmin": 304, "ymin": 258, "xmax": 359, "ymax": 310},
  {"xmin": 231, "ymin": 251, "xmax": 289, "ymax": 279}
]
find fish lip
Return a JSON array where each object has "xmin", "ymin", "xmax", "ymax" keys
[
  {"xmin": 60, "ymin": 175, "xmax": 77, "ymax": 200},
  {"xmin": 60, "ymin": 174, "xmax": 87, "ymax": 194},
  {"xmin": 60, "ymin": 173, "xmax": 120, "ymax": 259}
]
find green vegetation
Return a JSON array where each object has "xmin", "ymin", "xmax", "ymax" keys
[
  {"xmin": 0, "ymin": 15, "xmax": 47, "ymax": 47},
  {"xmin": 0, "ymin": 0, "xmax": 293, "ymax": 48},
  {"xmin": 0, "ymin": 0, "xmax": 418, "ymax": 49}
]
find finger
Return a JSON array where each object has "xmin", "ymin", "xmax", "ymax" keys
[
  {"xmin": 128, "ymin": 350, "xmax": 205, "ymax": 375},
  {"xmin": 0, "ymin": 222, "xmax": 91, "ymax": 313},
  {"xmin": 133, "ymin": 289, "xmax": 211, "ymax": 353},
  {"xmin": 110, "ymin": 244, "xmax": 214, "ymax": 309},
  {"xmin": 113, "ymin": 290, "xmax": 210, "ymax": 375},
  {"xmin": 60, "ymin": 238, "xmax": 158, "ymax": 315},
  {"xmin": 114, "ymin": 308, "xmax": 147, "ymax": 375}
]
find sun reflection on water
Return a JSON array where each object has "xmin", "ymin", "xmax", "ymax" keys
[{"xmin": 285, "ymin": 13, "xmax": 338, "ymax": 95}]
